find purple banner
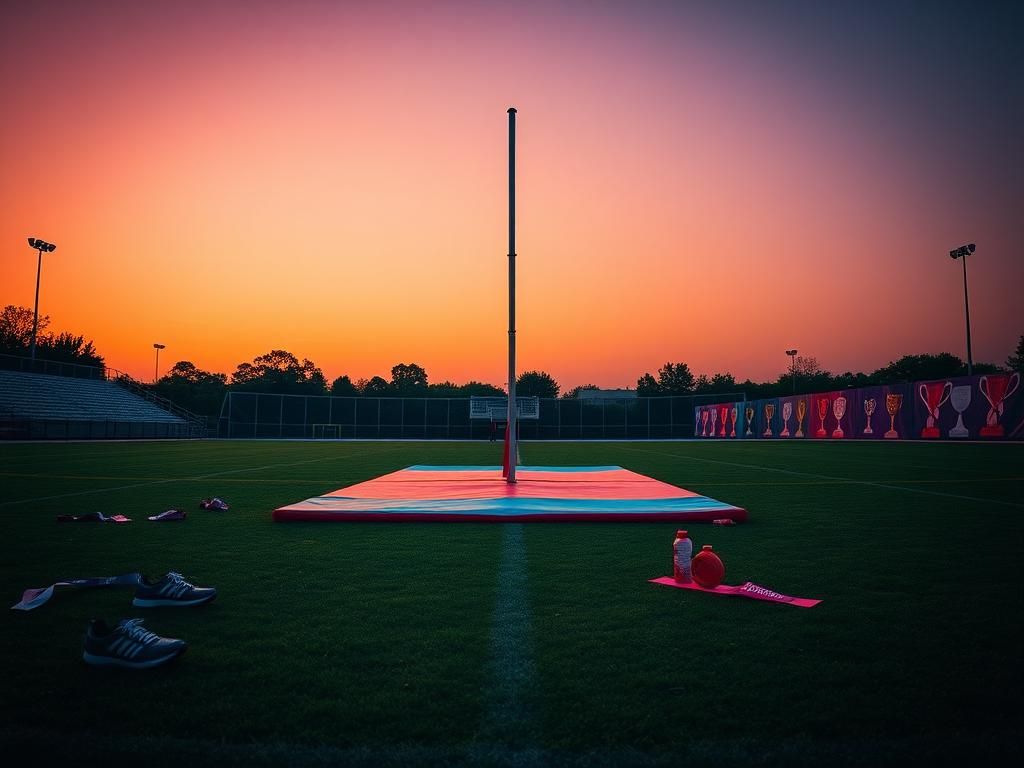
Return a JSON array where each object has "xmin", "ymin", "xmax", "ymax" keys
[{"xmin": 913, "ymin": 373, "xmax": 1022, "ymax": 439}]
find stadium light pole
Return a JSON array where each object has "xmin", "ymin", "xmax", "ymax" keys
[
  {"xmin": 153, "ymin": 343, "xmax": 166, "ymax": 383},
  {"xmin": 506, "ymin": 107, "xmax": 518, "ymax": 484},
  {"xmin": 949, "ymin": 243, "xmax": 975, "ymax": 376},
  {"xmin": 27, "ymin": 238, "xmax": 57, "ymax": 361},
  {"xmin": 786, "ymin": 349, "xmax": 798, "ymax": 394}
]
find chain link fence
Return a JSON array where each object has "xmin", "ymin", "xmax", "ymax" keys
[{"xmin": 217, "ymin": 392, "xmax": 745, "ymax": 439}]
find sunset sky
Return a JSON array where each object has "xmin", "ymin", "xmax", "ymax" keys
[{"xmin": 2, "ymin": 0, "xmax": 1021, "ymax": 389}]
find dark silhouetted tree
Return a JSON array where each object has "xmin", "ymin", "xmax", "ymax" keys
[
  {"xmin": 361, "ymin": 376, "xmax": 392, "ymax": 396},
  {"xmin": 155, "ymin": 361, "xmax": 227, "ymax": 418},
  {"xmin": 871, "ymin": 353, "xmax": 965, "ymax": 382},
  {"xmin": 390, "ymin": 363, "xmax": 428, "ymax": 395},
  {"xmin": 230, "ymin": 350, "xmax": 327, "ymax": 394},
  {"xmin": 636, "ymin": 372, "xmax": 660, "ymax": 396},
  {"xmin": 331, "ymin": 375, "xmax": 359, "ymax": 397},
  {"xmin": 653, "ymin": 362, "xmax": 695, "ymax": 394},
  {"xmin": 37, "ymin": 332, "xmax": 105, "ymax": 367},
  {"xmin": 0, "ymin": 305, "xmax": 48, "ymax": 352},
  {"xmin": 516, "ymin": 370, "xmax": 559, "ymax": 398},
  {"xmin": 1007, "ymin": 336, "xmax": 1024, "ymax": 373}
]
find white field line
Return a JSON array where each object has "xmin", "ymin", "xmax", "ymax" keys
[
  {"xmin": 475, "ymin": 523, "xmax": 540, "ymax": 753},
  {"xmin": 0, "ymin": 445, "xmax": 408, "ymax": 507},
  {"xmin": 620, "ymin": 445, "xmax": 1024, "ymax": 509}
]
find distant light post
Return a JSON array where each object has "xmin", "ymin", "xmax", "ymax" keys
[
  {"xmin": 949, "ymin": 243, "xmax": 975, "ymax": 376},
  {"xmin": 153, "ymin": 343, "xmax": 166, "ymax": 383},
  {"xmin": 786, "ymin": 349, "xmax": 798, "ymax": 394},
  {"xmin": 26, "ymin": 238, "xmax": 56, "ymax": 361}
]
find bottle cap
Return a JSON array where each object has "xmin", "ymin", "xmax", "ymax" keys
[
  {"xmin": 676, "ymin": 530, "xmax": 688, "ymax": 539},
  {"xmin": 702, "ymin": 544, "xmax": 713, "ymax": 551}
]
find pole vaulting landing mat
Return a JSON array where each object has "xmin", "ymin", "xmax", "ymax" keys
[{"xmin": 272, "ymin": 466, "xmax": 748, "ymax": 523}]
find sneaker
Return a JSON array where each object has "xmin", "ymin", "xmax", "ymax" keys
[
  {"xmin": 83, "ymin": 618, "xmax": 186, "ymax": 669},
  {"xmin": 132, "ymin": 572, "xmax": 217, "ymax": 608}
]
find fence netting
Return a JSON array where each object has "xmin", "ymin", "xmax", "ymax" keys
[{"xmin": 217, "ymin": 393, "xmax": 722, "ymax": 439}]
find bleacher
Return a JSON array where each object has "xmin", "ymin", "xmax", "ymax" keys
[{"xmin": 0, "ymin": 369, "xmax": 194, "ymax": 440}]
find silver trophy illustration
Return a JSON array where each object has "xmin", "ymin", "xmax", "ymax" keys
[
  {"xmin": 949, "ymin": 385, "xmax": 971, "ymax": 438},
  {"xmin": 831, "ymin": 396, "xmax": 847, "ymax": 438}
]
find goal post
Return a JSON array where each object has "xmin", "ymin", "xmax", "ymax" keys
[{"xmin": 469, "ymin": 396, "xmax": 539, "ymax": 421}]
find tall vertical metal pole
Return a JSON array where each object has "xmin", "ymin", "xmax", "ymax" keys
[
  {"xmin": 961, "ymin": 255, "xmax": 973, "ymax": 376},
  {"xmin": 30, "ymin": 247, "xmax": 43, "ymax": 361},
  {"xmin": 506, "ymin": 107, "xmax": 518, "ymax": 483}
]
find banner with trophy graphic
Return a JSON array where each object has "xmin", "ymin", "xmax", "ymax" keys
[
  {"xmin": 807, "ymin": 391, "xmax": 854, "ymax": 438},
  {"xmin": 755, "ymin": 398, "xmax": 781, "ymax": 438},
  {"xmin": 777, "ymin": 396, "xmax": 805, "ymax": 438},
  {"xmin": 913, "ymin": 373, "xmax": 1022, "ymax": 439},
  {"xmin": 693, "ymin": 372, "xmax": 1020, "ymax": 441},
  {"xmin": 976, "ymin": 371, "xmax": 1023, "ymax": 438}
]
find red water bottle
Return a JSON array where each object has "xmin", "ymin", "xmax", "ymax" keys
[
  {"xmin": 692, "ymin": 544, "xmax": 725, "ymax": 588},
  {"xmin": 672, "ymin": 530, "xmax": 692, "ymax": 582}
]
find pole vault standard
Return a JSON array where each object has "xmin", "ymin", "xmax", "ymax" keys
[{"xmin": 505, "ymin": 107, "xmax": 518, "ymax": 483}]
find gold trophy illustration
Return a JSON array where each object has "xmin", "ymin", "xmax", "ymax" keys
[
  {"xmin": 831, "ymin": 396, "xmax": 847, "ymax": 438},
  {"xmin": 884, "ymin": 393, "xmax": 903, "ymax": 439},
  {"xmin": 710, "ymin": 407, "xmax": 718, "ymax": 437},
  {"xmin": 763, "ymin": 402, "xmax": 775, "ymax": 437},
  {"xmin": 780, "ymin": 401, "xmax": 793, "ymax": 437},
  {"xmin": 979, "ymin": 373, "xmax": 1020, "ymax": 437},
  {"xmin": 863, "ymin": 398, "xmax": 876, "ymax": 435},
  {"xmin": 700, "ymin": 409, "xmax": 709, "ymax": 437},
  {"xmin": 795, "ymin": 399, "xmax": 807, "ymax": 437},
  {"xmin": 816, "ymin": 397, "xmax": 829, "ymax": 437},
  {"xmin": 730, "ymin": 406, "xmax": 738, "ymax": 438},
  {"xmin": 744, "ymin": 406, "xmax": 755, "ymax": 437},
  {"xmin": 719, "ymin": 406, "xmax": 729, "ymax": 437}
]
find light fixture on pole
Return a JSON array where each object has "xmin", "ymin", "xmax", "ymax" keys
[
  {"xmin": 153, "ymin": 343, "xmax": 166, "ymax": 383},
  {"xmin": 786, "ymin": 349, "xmax": 798, "ymax": 394},
  {"xmin": 26, "ymin": 238, "xmax": 56, "ymax": 361},
  {"xmin": 949, "ymin": 243, "xmax": 975, "ymax": 376}
]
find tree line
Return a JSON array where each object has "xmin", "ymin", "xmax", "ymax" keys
[
  {"xmin": 3, "ymin": 303, "xmax": 1022, "ymax": 422},
  {"xmin": 0, "ymin": 305, "xmax": 104, "ymax": 367}
]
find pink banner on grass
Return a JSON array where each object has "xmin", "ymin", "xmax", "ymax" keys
[{"xmin": 650, "ymin": 576, "xmax": 821, "ymax": 608}]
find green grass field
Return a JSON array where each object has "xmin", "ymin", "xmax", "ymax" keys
[{"xmin": 1, "ymin": 439, "xmax": 1021, "ymax": 766}]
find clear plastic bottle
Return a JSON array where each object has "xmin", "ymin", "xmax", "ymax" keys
[{"xmin": 673, "ymin": 530, "xmax": 692, "ymax": 582}]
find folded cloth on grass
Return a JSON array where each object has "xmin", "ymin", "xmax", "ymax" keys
[
  {"xmin": 148, "ymin": 509, "xmax": 186, "ymax": 521},
  {"xmin": 11, "ymin": 573, "xmax": 143, "ymax": 611},
  {"xmin": 56, "ymin": 512, "xmax": 131, "ymax": 523},
  {"xmin": 199, "ymin": 498, "xmax": 229, "ymax": 511},
  {"xmin": 650, "ymin": 576, "xmax": 821, "ymax": 608}
]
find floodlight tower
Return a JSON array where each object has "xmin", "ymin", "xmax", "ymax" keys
[
  {"xmin": 786, "ymin": 349, "xmax": 798, "ymax": 394},
  {"xmin": 506, "ymin": 107, "xmax": 518, "ymax": 484},
  {"xmin": 949, "ymin": 243, "xmax": 975, "ymax": 376},
  {"xmin": 153, "ymin": 343, "xmax": 166, "ymax": 383},
  {"xmin": 27, "ymin": 238, "xmax": 57, "ymax": 361}
]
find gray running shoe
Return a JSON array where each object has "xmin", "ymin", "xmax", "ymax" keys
[
  {"xmin": 133, "ymin": 572, "xmax": 217, "ymax": 608},
  {"xmin": 83, "ymin": 618, "xmax": 186, "ymax": 669}
]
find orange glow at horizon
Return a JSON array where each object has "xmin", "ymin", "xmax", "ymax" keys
[{"xmin": 2, "ymin": 2, "xmax": 1020, "ymax": 389}]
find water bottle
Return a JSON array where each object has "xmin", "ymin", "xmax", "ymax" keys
[{"xmin": 672, "ymin": 530, "xmax": 692, "ymax": 582}]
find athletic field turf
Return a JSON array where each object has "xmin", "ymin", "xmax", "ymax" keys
[{"xmin": 1, "ymin": 440, "xmax": 1021, "ymax": 766}]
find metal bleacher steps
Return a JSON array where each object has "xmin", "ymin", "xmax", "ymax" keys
[{"xmin": 0, "ymin": 368, "xmax": 205, "ymax": 439}]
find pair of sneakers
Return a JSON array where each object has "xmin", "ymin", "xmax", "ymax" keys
[{"xmin": 83, "ymin": 572, "xmax": 216, "ymax": 669}]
